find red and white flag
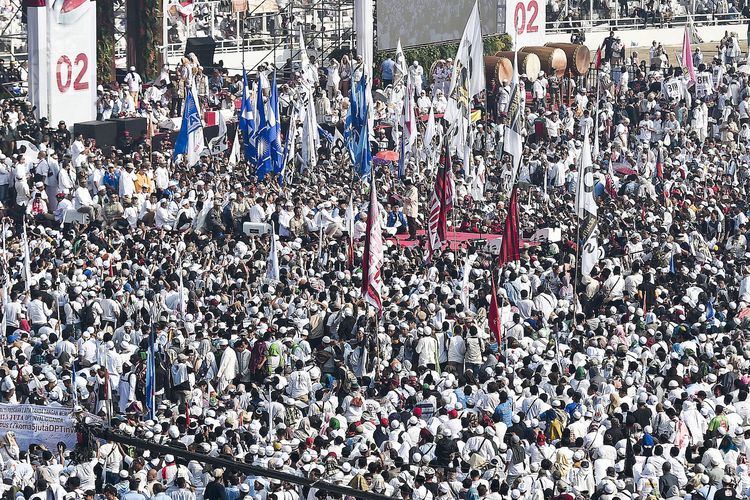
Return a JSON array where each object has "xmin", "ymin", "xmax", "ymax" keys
[
  {"xmin": 426, "ymin": 140, "xmax": 455, "ymax": 262},
  {"xmin": 361, "ymin": 173, "xmax": 384, "ymax": 314},
  {"xmin": 498, "ymin": 187, "xmax": 520, "ymax": 267},
  {"xmin": 488, "ymin": 276, "xmax": 502, "ymax": 346},
  {"xmin": 682, "ymin": 25, "xmax": 696, "ymax": 83}
]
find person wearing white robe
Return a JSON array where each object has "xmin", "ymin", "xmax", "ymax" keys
[
  {"xmin": 216, "ymin": 340, "xmax": 237, "ymax": 392},
  {"xmin": 681, "ymin": 400, "xmax": 708, "ymax": 446}
]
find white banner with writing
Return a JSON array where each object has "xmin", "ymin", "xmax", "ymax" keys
[{"xmin": 0, "ymin": 404, "xmax": 77, "ymax": 450}]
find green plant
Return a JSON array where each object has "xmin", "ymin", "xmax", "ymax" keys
[
  {"xmin": 96, "ymin": 0, "xmax": 116, "ymax": 83},
  {"xmin": 126, "ymin": 0, "xmax": 162, "ymax": 79}
]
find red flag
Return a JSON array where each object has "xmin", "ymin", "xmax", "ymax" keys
[
  {"xmin": 605, "ymin": 173, "xmax": 617, "ymax": 198},
  {"xmin": 682, "ymin": 24, "xmax": 696, "ymax": 83},
  {"xmin": 185, "ymin": 402, "xmax": 191, "ymax": 427},
  {"xmin": 656, "ymin": 147, "xmax": 663, "ymax": 179},
  {"xmin": 595, "ymin": 47, "xmax": 603, "ymax": 70},
  {"xmin": 488, "ymin": 277, "xmax": 502, "ymax": 346},
  {"xmin": 498, "ymin": 187, "xmax": 520, "ymax": 267}
]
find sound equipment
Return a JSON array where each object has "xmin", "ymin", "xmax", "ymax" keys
[
  {"xmin": 243, "ymin": 222, "xmax": 271, "ymax": 236},
  {"xmin": 107, "ymin": 117, "xmax": 148, "ymax": 141},
  {"xmin": 185, "ymin": 37, "xmax": 216, "ymax": 68},
  {"xmin": 74, "ymin": 120, "xmax": 117, "ymax": 154}
]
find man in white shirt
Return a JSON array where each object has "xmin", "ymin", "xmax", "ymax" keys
[
  {"xmin": 123, "ymin": 66, "xmax": 143, "ymax": 106},
  {"xmin": 286, "ymin": 359, "xmax": 312, "ymax": 400}
]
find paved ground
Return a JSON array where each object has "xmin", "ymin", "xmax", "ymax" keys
[{"xmin": 630, "ymin": 39, "xmax": 748, "ymax": 60}]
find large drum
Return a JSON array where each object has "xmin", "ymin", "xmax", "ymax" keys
[
  {"xmin": 544, "ymin": 42, "xmax": 591, "ymax": 76},
  {"xmin": 484, "ymin": 56, "xmax": 514, "ymax": 85},
  {"xmin": 519, "ymin": 46, "xmax": 567, "ymax": 78},
  {"xmin": 494, "ymin": 51, "xmax": 541, "ymax": 82}
]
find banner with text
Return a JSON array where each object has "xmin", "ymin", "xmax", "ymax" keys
[
  {"xmin": 0, "ymin": 404, "xmax": 77, "ymax": 450},
  {"xmin": 27, "ymin": 0, "xmax": 97, "ymax": 125}
]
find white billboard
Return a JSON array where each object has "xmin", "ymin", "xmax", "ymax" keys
[
  {"xmin": 377, "ymin": 0, "xmax": 501, "ymax": 50},
  {"xmin": 28, "ymin": 0, "xmax": 97, "ymax": 125},
  {"xmin": 505, "ymin": 0, "xmax": 546, "ymax": 49}
]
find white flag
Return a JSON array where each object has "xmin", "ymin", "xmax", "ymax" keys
[
  {"xmin": 423, "ymin": 106, "xmax": 436, "ymax": 162},
  {"xmin": 266, "ymin": 226, "xmax": 280, "ymax": 282},
  {"xmin": 575, "ymin": 136, "xmax": 597, "ymax": 219},
  {"xmin": 460, "ymin": 253, "xmax": 477, "ymax": 308},
  {"xmin": 581, "ymin": 233, "xmax": 599, "ymax": 277},
  {"xmin": 576, "ymin": 135, "xmax": 599, "ymax": 277},
  {"xmin": 228, "ymin": 128, "xmax": 240, "ymax": 167},
  {"xmin": 22, "ymin": 218, "xmax": 31, "ymax": 292},
  {"xmin": 446, "ymin": 1, "xmax": 484, "ymax": 169},
  {"xmin": 394, "ymin": 39, "xmax": 408, "ymax": 86},
  {"xmin": 448, "ymin": 1, "xmax": 485, "ymax": 103}
]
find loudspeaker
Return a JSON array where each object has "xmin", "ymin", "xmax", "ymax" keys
[
  {"xmin": 185, "ymin": 37, "xmax": 216, "ymax": 68},
  {"xmin": 107, "ymin": 117, "xmax": 148, "ymax": 141},
  {"xmin": 74, "ymin": 120, "xmax": 118, "ymax": 154},
  {"xmin": 243, "ymin": 222, "xmax": 271, "ymax": 236}
]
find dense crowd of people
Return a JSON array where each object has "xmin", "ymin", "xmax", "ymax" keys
[{"xmin": 5, "ymin": 17, "xmax": 750, "ymax": 500}]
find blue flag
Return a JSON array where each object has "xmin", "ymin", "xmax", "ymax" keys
[
  {"xmin": 669, "ymin": 253, "xmax": 676, "ymax": 274},
  {"xmin": 706, "ymin": 300, "xmax": 715, "ymax": 321},
  {"xmin": 344, "ymin": 76, "xmax": 370, "ymax": 178},
  {"xmin": 71, "ymin": 362, "xmax": 78, "ymax": 404},
  {"xmin": 268, "ymin": 72, "xmax": 284, "ymax": 177},
  {"xmin": 254, "ymin": 76, "xmax": 274, "ymax": 181},
  {"xmin": 173, "ymin": 86, "xmax": 205, "ymax": 167},
  {"xmin": 145, "ymin": 328, "xmax": 156, "ymax": 419},
  {"xmin": 239, "ymin": 69, "xmax": 256, "ymax": 163},
  {"xmin": 318, "ymin": 125, "xmax": 335, "ymax": 145}
]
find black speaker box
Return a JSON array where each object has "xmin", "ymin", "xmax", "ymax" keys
[
  {"xmin": 74, "ymin": 120, "xmax": 118, "ymax": 154},
  {"xmin": 107, "ymin": 117, "xmax": 148, "ymax": 141},
  {"xmin": 185, "ymin": 37, "xmax": 216, "ymax": 68}
]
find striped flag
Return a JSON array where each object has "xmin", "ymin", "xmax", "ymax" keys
[
  {"xmin": 426, "ymin": 139, "xmax": 454, "ymax": 262},
  {"xmin": 498, "ymin": 187, "xmax": 520, "ymax": 267},
  {"xmin": 361, "ymin": 173, "xmax": 384, "ymax": 314}
]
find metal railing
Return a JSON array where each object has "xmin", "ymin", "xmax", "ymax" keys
[{"xmin": 545, "ymin": 9, "xmax": 744, "ymax": 34}]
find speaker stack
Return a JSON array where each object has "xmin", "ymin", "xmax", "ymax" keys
[{"xmin": 74, "ymin": 120, "xmax": 118, "ymax": 154}]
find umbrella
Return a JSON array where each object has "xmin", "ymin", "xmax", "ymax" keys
[
  {"xmin": 614, "ymin": 164, "xmax": 638, "ymax": 176},
  {"xmin": 375, "ymin": 150, "xmax": 399, "ymax": 161},
  {"xmin": 738, "ymin": 65, "xmax": 750, "ymax": 75}
]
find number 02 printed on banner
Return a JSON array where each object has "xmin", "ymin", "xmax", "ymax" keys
[{"xmin": 506, "ymin": 0, "xmax": 546, "ymax": 48}]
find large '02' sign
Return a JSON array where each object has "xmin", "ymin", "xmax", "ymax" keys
[{"xmin": 506, "ymin": 0, "xmax": 546, "ymax": 49}]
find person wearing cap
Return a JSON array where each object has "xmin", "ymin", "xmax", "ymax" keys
[
  {"xmin": 397, "ymin": 178, "xmax": 419, "ymax": 240},
  {"xmin": 123, "ymin": 66, "xmax": 143, "ymax": 107}
]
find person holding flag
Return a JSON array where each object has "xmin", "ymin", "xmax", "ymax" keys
[{"xmin": 172, "ymin": 85, "xmax": 205, "ymax": 167}]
